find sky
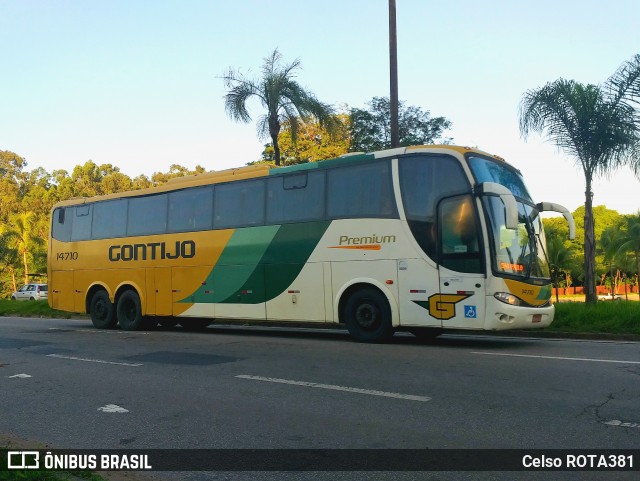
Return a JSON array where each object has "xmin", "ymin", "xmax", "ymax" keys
[{"xmin": 1, "ymin": 0, "xmax": 639, "ymax": 215}]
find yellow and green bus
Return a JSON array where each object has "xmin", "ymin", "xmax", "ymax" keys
[{"xmin": 48, "ymin": 145, "xmax": 574, "ymax": 342}]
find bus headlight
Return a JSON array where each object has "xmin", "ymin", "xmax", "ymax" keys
[{"xmin": 494, "ymin": 292, "xmax": 522, "ymax": 306}]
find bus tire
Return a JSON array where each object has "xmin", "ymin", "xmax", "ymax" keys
[
  {"xmin": 89, "ymin": 290, "xmax": 116, "ymax": 329},
  {"xmin": 344, "ymin": 287, "xmax": 394, "ymax": 343},
  {"xmin": 117, "ymin": 290, "xmax": 143, "ymax": 331}
]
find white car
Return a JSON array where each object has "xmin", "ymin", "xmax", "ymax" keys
[
  {"xmin": 597, "ymin": 293, "xmax": 622, "ymax": 301},
  {"xmin": 11, "ymin": 284, "xmax": 48, "ymax": 301}
]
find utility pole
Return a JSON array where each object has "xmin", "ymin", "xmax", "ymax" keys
[{"xmin": 389, "ymin": 0, "xmax": 399, "ymax": 148}]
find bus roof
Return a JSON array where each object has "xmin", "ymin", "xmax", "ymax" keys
[{"xmin": 52, "ymin": 144, "xmax": 504, "ymax": 208}]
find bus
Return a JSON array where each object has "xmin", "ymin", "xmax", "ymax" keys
[{"xmin": 48, "ymin": 145, "xmax": 575, "ymax": 342}]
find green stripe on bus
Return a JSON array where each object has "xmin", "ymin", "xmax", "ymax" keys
[
  {"xmin": 183, "ymin": 221, "xmax": 330, "ymax": 305},
  {"xmin": 220, "ymin": 221, "xmax": 331, "ymax": 304},
  {"xmin": 181, "ymin": 225, "xmax": 279, "ymax": 303}
]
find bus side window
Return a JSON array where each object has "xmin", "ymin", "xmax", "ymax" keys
[
  {"xmin": 52, "ymin": 207, "xmax": 72, "ymax": 242},
  {"xmin": 326, "ymin": 160, "xmax": 396, "ymax": 219},
  {"xmin": 92, "ymin": 200, "xmax": 128, "ymax": 239},
  {"xmin": 168, "ymin": 187, "xmax": 213, "ymax": 233},
  {"xmin": 214, "ymin": 179, "xmax": 265, "ymax": 228},
  {"xmin": 127, "ymin": 194, "xmax": 168, "ymax": 236},
  {"xmin": 267, "ymin": 171, "xmax": 325, "ymax": 224},
  {"xmin": 71, "ymin": 204, "xmax": 92, "ymax": 241}
]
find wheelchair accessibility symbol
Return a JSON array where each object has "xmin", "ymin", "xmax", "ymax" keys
[{"xmin": 464, "ymin": 305, "xmax": 477, "ymax": 318}]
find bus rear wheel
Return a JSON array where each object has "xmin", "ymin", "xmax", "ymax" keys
[
  {"xmin": 117, "ymin": 290, "xmax": 142, "ymax": 331},
  {"xmin": 90, "ymin": 290, "xmax": 116, "ymax": 329},
  {"xmin": 344, "ymin": 287, "xmax": 394, "ymax": 343}
]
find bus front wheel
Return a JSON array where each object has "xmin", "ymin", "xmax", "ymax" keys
[
  {"xmin": 344, "ymin": 287, "xmax": 394, "ymax": 343},
  {"xmin": 90, "ymin": 290, "xmax": 116, "ymax": 329},
  {"xmin": 117, "ymin": 290, "xmax": 142, "ymax": 331}
]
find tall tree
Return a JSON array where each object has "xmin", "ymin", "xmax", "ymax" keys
[
  {"xmin": 260, "ymin": 113, "xmax": 351, "ymax": 164},
  {"xmin": 599, "ymin": 226, "xmax": 626, "ymax": 297},
  {"xmin": 0, "ymin": 212, "xmax": 45, "ymax": 285},
  {"xmin": 222, "ymin": 49, "xmax": 337, "ymax": 165},
  {"xmin": 349, "ymin": 96, "xmax": 452, "ymax": 152},
  {"xmin": 546, "ymin": 234, "xmax": 575, "ymax": 303},
  {"xmin": 0, "ymin": 232, "xmax": 20, "ymax": 294},
  {"xmin": 0, "ymin": 150, "xmax": 27, "ymax": 222},
  {"xmin": 519, "ymin": 54, "xmax": 640, "ymax": 303}
]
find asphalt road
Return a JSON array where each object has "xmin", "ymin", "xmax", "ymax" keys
[{"xmin": 1, "ymin": 316, "xmax": 639, "ymax": 481}]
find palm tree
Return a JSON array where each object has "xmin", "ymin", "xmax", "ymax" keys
[
  {"xmin": 617, "ymin": 215, "xmax": 640, "ymax": 291},
  {"xmin": 599, "ymin": 226, "xmax": 625, "ymax": 298},
  {"xmin": 222, "ymin": 49, "xmax": 337, "ymax": 165},
  {"xmin": 0, "ymin": 232, "xmax": 20, "ymax": 293},
  {"xmin": 547, "ymin": 235, "xmax": 574, "ymax": 303},
  {"xmin": 0, "ymin": 212, "xmax": 45, "ymax": 285},
  {"xmin": 519, "ymin": 54, "xmax": 640, "ymax": 303}
]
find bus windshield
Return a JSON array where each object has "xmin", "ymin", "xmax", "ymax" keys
[
  {"xmin": 468, "ymin": 156, "xmax": 532, "ymax": 202},
  {"xmin": 468, "ymin": 155, "xmax": 550, "ymax": 280},
  {"xmin": 482, "ymin": 196, "xmax": 550, "ymax": 279}
]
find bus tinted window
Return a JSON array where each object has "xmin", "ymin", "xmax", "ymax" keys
[
  {"xmin": 169, "ymin": 187, "xmax": 213, "ymax": 232},
  {"xmin": 267, "ymin": 172, "xmax": 325, "ymax": 224},
  {"xmin": 214, "ymin": 179, "xmax": 265, "ymax": 228},
  {"xmin": 71, "ymin": 204, "xmax": 92, "ymax": 241},
  {"xmin": 327, "ymin": 160, "xmax": 396, "ymax": 219},
  {"xmin": 128, "ymin": 194, "xmax": 168, "ymax": 236},
  {"xmin": 52, "ymin": 207, "xmax": 72, "ymax": 241},
  {"xmin": 92, "ymin": 199, "xmax": 128, "ymax": 239}
]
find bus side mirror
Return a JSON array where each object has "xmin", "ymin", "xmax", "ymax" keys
[
  {"xmin": 476, "ymin": 182, "xmax": 518, "ymax": 230},
  {"xmin": 536, "ymin": 202, "xmax": 575, "ymax": 240}
]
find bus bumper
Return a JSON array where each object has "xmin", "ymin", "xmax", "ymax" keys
[{"xmin": 483, "ymin": 296, "xmax": 554, "ymax": 331}]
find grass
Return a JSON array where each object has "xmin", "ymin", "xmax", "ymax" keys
[
  {"xmin": 548, "ymin": 300, "xmax": 640, "ymax": 335},
  {"xmin": 0, "ymin": 448, "xmax": 105, "ymax": 481},
  {"xmin": 0, "ymin": 299, "xmax": 74, "ymax": 318}
]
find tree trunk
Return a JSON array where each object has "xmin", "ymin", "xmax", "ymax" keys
[
  {"xmin": 23, "ymin": 249, "xmax": 29, "ymax": 286},
  {"xmin": 583, "ymin": 179, "xmax": 597, "ymax": 304},
  {"xmin": 10, "ymin": 266, "xmax": 17, "ymax": 292},
  {"xmin": 272, "ymin": 134, "xmax": 281, "ymax": 166},
  {"xmin": 269, "ymin": 114, "xmax": 281, "ymax": 166}
]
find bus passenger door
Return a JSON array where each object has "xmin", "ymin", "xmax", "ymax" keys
[
  {"xmin": 436, "ymin": 195, "xmax": 486, "ymax": 329},
  {"xmin": 398, "ymin": 258, "xmax": 442, "ymax": 328}
]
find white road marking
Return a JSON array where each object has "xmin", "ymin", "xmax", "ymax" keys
[
  {"xmin": 9, "ymin": 374, "xmax": 32, "ymax": 378},
  {"xmin": 236, "ymin": 375, "xmax": 431, "ymax": 402},
  {"xmin": 98, "ymin": 404, "xmax": 129, "ymax": 413},
  {"xmin": 603, "ymin": 419, "xmax": 640, "ymax": 429},
  {"xmin": 472, "ymin": 352, "xmax": 640, "ymax": 364},
  {"xmin": 46, "ymin": 354, "xmax": 142, "ymax": 367}
]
